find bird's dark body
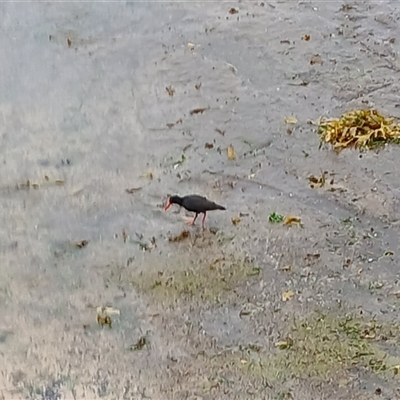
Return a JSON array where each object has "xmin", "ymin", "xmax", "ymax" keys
[
  {"xmin": 175, "ymin": 195, "xmax": 226, "ymax": 213},
  {"xmin": 165, "ymin": 194, "xmax": 226, "ymax": 228}
]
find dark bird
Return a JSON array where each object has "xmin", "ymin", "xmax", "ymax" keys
[{"xmin": 164, "ymin": 194, "xmax": 226, "ymax": 229}]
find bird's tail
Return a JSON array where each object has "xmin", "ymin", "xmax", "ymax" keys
[{"xmin": 216, "ymin": 204, "xmax": 226, "ymax": 211}]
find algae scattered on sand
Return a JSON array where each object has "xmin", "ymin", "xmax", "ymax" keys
[
  {"xmin": 133, "ymin": 254, "xmax": 259, "ymax": 304},
  {"xmin": 238, "ymin": 312, "xmax": 400, "ymax": 382}
]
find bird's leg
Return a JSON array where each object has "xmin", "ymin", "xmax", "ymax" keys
[
  {"xmin": 186, "ymin": 213, "xmax": 198, "ymax": 225},
  {"xmin": 201, "ymin": 212, "xmax": 207, "ymax": 229}
]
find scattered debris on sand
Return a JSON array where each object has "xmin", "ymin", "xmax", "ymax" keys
[
  {"xmin": 227, "ymin": 144, "xmax": 237, "ymax": 160},
  {"xmin": 74, "ymin": 240, "xmax": 89, "ymax": 249},
  {"xmin": 128, "ymin": 335, "xmax": 148, "ymax": 351},
  {"xmin": 96, "ymin": 306, "xmax": 120, "ymax": 329},
  {"xmin": 168, "ymin": 230, "xmax": 190, "ymax": 242}
]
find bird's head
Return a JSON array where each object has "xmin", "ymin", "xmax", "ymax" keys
[{"xmin": 164, "ymin": 195, "xmax": 182, "ymax": 210}]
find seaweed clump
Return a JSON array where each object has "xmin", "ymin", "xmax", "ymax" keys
[{"xmin": 318, "ymin": 109, "xmax": 400, "ymax": 150}]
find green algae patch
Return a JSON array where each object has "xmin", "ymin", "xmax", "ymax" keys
[
  {"xmin": 133, "ymin": 254, "xmax": 259, "ymax": 304},
  {"xmin": 197, "ymin": 311, "xmax": 400, "ymax": 390},
  {"xmin": 239, "ymin": 312, "xmax": 400, "ymax": 383}
]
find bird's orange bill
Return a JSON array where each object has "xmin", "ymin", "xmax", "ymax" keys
[{"xmin": 164, "ymin": 200, "xmax": 172, "ymax": 211}]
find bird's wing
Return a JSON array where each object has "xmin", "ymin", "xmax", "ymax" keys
[{"xmin": 185, "ymin": 194, "xmax": 207, "ymax": 201}]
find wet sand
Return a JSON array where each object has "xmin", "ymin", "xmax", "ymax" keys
[{"xmin": 2, "ymin": 1, "xmax": 400, "ymax": 399}]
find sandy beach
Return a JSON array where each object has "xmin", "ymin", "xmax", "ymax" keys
[{"xmin": 1, "ymin": 1, "xmax": 400, "ymax": 399}]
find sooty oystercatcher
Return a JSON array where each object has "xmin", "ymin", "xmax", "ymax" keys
[{"xmin": 164, "ymin": 194, "xmax": 226, "ymax": 229}]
